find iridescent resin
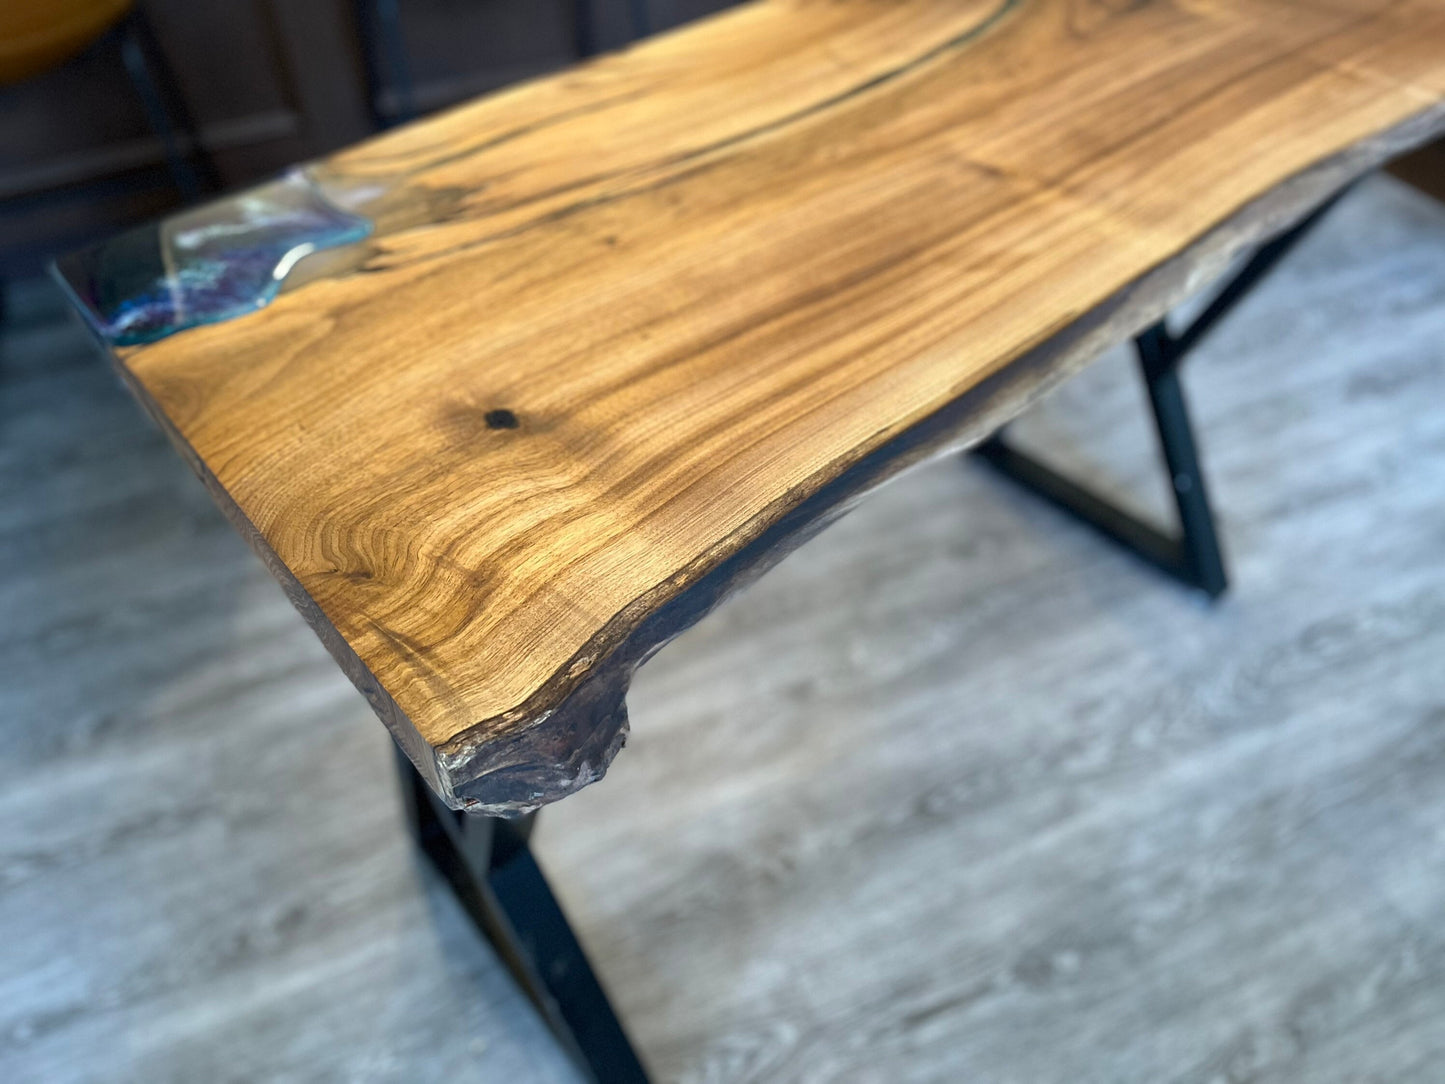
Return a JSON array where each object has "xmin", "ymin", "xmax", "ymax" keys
[{"xmin": 53, "ymin": 169, "xmax": 372, "ymax": 347}]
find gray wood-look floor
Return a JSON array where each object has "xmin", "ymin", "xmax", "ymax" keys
[{"xmin": 2, "ymin": 174, "xmax": 1442, "ymax": 1083}]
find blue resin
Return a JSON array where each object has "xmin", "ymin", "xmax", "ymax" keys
[{"xmin": 54, "ymin": 169, "xmax": 372, "ymax": 347}]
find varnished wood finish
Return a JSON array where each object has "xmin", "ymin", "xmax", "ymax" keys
[
  {"xmin": 97, "ymin": 0, "xmax": 1445, "ymax": 811},
  {"xmin": 7, "ymin": 177, "xmax": 1445, "ymax": 1079}
]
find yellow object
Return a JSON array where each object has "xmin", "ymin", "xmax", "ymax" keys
[{"xmin": 0, "ymin": 0, "xmax": 133, "ymax": 85}]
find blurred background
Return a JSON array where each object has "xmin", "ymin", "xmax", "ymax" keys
[
  {"xmin": 3, "ymin": 4, "xmax": 1445, "ymax": 1084},
  {"xmin": 0, "ymin": 0, "xmax": 734, "ymax": 282}
]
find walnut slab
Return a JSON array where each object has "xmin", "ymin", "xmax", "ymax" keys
[{"xmin": 57, "ymin": 0, "xmax": 1445, "ymax": 813}]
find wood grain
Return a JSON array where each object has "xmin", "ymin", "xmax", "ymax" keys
[
  {"xmin": 8, "ymin": 177, "xmax": 1445, "ymax": 1080},
  {"xmin": 88, "ymin": 0, "xmax": 1445, "ymax": 812}
]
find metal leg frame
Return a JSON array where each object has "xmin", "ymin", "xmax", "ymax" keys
[
  {"xmin": 355, "ymin": 0, "xmax": 416, "ymax": 128},
  {"xmin": 359, "ymin": 2, "xmax": 651, "ymax": 127},
  {"xmin": 574, "ymin": 0, "xmax": 652, "ymax": 59},
  {"xmin": 394, "ymin": 750, "xmax": 651, "ymax": 1083},
  {"xmin": 114, "ymin": 9, "xmax": 219, "ymax": 200},
  {"xmin": 384, "ymin": 157, "xmax": 1340, "ymax": 1084},
  {"xmin": 973, "ymin": 196, "xmax": 1339, "ymax": 598}
]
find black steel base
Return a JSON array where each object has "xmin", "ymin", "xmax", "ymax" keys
[
  {"xmin": 975, "ymin": 319, "xmax": 1228, "ymax": 597},
  {"xmin": 387, "ymin": 195, "xmax": 1346, "ymax": 1079},
  {"xmin": 395, "ymin": 751, "xmax": 650, "ymax": 1083},
  {"xmin": 974, "ymin": 196, "xmax": 1340, "ymax": 599},
  {"xmin": 112, "ymin": 9, "xmax": 219, "ymax": 200}
]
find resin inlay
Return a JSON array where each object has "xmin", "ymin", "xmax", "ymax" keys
[{"xmin": 54, "ymin": 169, "xmax": 371, "ymax": 346}]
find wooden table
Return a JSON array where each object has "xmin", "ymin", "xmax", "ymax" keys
[{"xmin": 54, "ymin": 1, "xmax": 1445, "ymax": 1078}]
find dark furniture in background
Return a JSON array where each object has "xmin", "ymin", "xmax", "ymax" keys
[
  {"xmin": 0, "ymin": 0, "xmax": 219, "ymax": 318},
  {"xmin": 0, "ymin": 0, "xmax": 737, "ymax": 279},
  {"xmin": 4, "ymin": 0, "xmax": 1437, "ymax": 280}
]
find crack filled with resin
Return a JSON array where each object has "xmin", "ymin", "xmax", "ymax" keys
[{"xmin": 53, "ymin": 168, "xmax": 372, "ymax": 346}]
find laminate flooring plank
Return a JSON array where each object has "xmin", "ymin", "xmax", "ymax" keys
[{"xmin": 1, "ymin": 174, "xmax": 1442, "ymax": 1081}]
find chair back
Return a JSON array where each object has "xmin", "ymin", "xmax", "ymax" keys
[{"xmin": 0, "ymin": 0, "xmax": 132, "ymax": 86}]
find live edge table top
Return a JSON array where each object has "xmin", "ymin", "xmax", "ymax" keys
[{"xmin": 57, "ymin": 0, "xmax": 1445, "ymax": 813}]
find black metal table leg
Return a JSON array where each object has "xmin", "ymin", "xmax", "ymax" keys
[
  {"xmin": 973, "ymin": 193, "xmax": 1343, "ymax": 598},
  {"xmin": 355, "ymin": 0, "xmax": 416, "ymax": 128},
  {"xmin": 357, "ymin": 2, "xmax": 648, "ymax": 129},
  {"xmin": 974, "ymin": 318, "xmax": 1228, "ymax": 597},
  {"xmin": 1136, "ymin": 322, "xmax": 1228, "ymax": 596},
  {"xmin": 628, "ymin": 0, "xmax": 652, "ymax": 39},
  {"xmin": 394, "ymin": 749, "xmax": 651, "ymax": 1084},
  {"xmin": 114, "ymin": 8, "xmax": 219, "ymax": 200},
  {"xmin": 573, "ymin": 0, "xmax": 600, "ymax": 59}
]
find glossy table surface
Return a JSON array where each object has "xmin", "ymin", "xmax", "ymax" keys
[{"xmin": 57, "ymin": 0, "xmax": 1445, "ymax": 812}]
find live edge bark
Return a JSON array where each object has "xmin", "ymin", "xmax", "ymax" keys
[{"xmin": 425, "ymin": 105, "xmax": 1445, "ymax": 815}]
